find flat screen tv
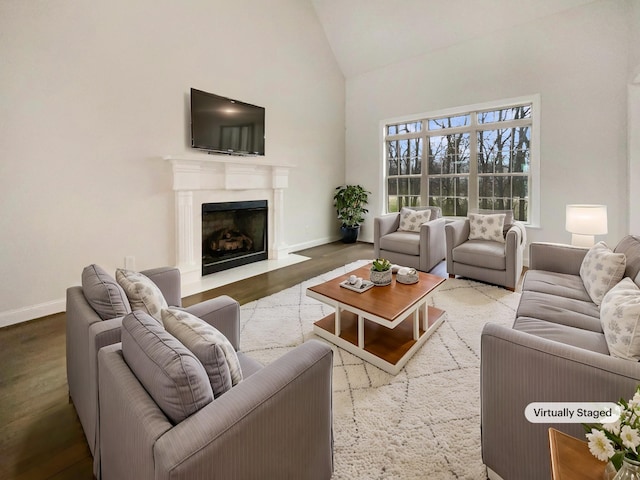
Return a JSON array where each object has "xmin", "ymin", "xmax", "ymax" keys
[{"xmin": 190, "ymin": 88, "xmax": 265, "ymax": 156}]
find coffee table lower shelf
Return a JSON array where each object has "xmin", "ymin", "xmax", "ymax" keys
[{"xmin": 313, "ymin": 306, "xmax": 445, "ymax": 375}]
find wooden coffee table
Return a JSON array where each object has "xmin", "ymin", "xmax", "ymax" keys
[{"xmin": 307, "ymin": 264, "xmax": 446, "ymax": 374}]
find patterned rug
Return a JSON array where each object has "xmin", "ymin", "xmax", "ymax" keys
[{"xmin": 239, "ymin": 260, "xmax": 521, "ymax": 479}]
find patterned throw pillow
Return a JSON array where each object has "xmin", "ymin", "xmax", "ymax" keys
[
  {"xmin": 468, "ymin": 213, "xmax": 506, "ymax": 243},
  {"xmin": 116, "ymin": 269, "xmax": 168, "ymax": 323},
  {"xmin": 601, "ymin": 278, "xmax": 640, "ymax": 360},
  {"xmin": 579, "ymin": 242, "xmax": 626, "ymax": 306},
  {"xmin": 162, "ymin": 308, "xmax": 243, "ymax": 395},
  {"xmin": 398, "ymin": 208, "xmax": 431, "ymax": 232}
]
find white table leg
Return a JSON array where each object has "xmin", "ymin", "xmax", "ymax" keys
[
  {"xmin": 358, "ymin": 315, "xmax": 364, "ymax": 348},
  {"xmin": 335, "ymin": 308, "xmax": 341, "ymax": 336},
  {"xmin": 421, "ymin": 301, "xmax": 428, "ymax": 332},
  {"xmin": 413, "ymin": 309, "xmax": 419, "ymax": 340}
]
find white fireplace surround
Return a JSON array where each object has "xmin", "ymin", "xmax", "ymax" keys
[{"xmin": 165, "ymin": 154, "xmax": 300, "ymax": 289}]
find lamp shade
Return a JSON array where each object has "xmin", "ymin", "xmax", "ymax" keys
[{"xmin": 565, "ymin": 205, "xmax": 608, "ymax": 235}]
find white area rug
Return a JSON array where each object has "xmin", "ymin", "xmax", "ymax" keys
[{"xmin": 239, "ymin": 260, "xmax": 521, "ymax": 479}]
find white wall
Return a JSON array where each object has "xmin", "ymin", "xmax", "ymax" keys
[
  {"xmin": 346, "ymin": 0, "xmax": 631, "ymax": 247},
  {"xmin": 629, "ymin": 0, "xmax": 640, "ymax": 234},
  {"xmin": 0, "ymin": 0, "xmax": 345, "ymax": 325}
]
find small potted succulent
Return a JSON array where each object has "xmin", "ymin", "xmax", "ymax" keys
[{"xmin": 370, "ymin": 258, "xmax": 392, "ymax": 286}]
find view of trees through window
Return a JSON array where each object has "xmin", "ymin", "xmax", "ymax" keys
[{"xmin": 386, "ymin": 103, "xmax": 532, "ymax": 222}]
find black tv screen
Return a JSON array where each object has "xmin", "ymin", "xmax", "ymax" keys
[{"xmin": 190, "ymin": 88, "xmax": 265, "ymax": 156}]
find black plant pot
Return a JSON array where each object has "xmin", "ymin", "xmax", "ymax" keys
[{"xmin": 340, "ymin": 225, "xmax": 360, "ymax": 244}]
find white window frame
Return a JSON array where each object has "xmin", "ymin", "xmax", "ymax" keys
[{"xmin": 380, "ymin": 94, "xmax": 540, "ymax": 227}]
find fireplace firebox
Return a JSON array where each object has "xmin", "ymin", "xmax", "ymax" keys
[{"xmin": 201, "ymin": 200, "xmax": 268, "ymax": 275}]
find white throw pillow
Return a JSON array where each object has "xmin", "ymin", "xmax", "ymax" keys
[
  {"xmin": 162, "ymin": 308, "xmax": 243, "ymax": 391},
  {"xmin": 398, "ymin": 208, "xmax": 431, "ymax": 232},
  {"xmin": 116, "ymin": 269, "xmax": 168, "ymax": 323},
  {"xmin": 579, "ymin": 242, "xmax": 626, "ymax": 306},
  {"xmin": 468, "ymin": 213, "xmax": 506, "ymax": 243},
  {"xmin": 601, "ymin": 278, "xmax": 640, "ymax": 360}
]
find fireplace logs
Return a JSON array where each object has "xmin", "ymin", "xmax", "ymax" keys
[{"xmin": 207, "ymin": 227, "xmax": 254, "ymax": 254}]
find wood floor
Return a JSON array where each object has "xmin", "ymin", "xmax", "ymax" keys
[{"xmin": 0, "ymin": 241, "xmax": 376, "ymax": 480}]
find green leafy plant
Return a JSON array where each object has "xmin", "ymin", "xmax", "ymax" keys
[
  {"xmin": 371, "ymin": 258, "xmax": 392, "ymax": 272},
  {"xmin": 333, "ymin": 185, "xmax": 371, "ymax": 228}
]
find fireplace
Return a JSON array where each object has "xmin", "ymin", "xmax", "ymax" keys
[{"xmin": 201, "ymin": 200, "xmax": 268, "ymax": 275}]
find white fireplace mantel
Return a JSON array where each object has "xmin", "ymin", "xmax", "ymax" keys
[{"xmin": 164, "ymin": 153, "xmax": 294, "ymax": 285}]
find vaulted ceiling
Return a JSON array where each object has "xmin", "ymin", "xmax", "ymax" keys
[{"xmin": 311, "ymin": 0, "xmax": 599, "ymax": 78}]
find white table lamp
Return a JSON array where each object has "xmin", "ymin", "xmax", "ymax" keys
[{"xmin": 565, "ymin": 204, "xmax": 608, "ymax": 247}]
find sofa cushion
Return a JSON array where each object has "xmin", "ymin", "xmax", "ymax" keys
[
  {"xmin": 121, "ymin": 311, "xmax": 213, "ymax": 424},
  {"xmin": 579, "ymin": 242, "xmax": 626, "ymax": 306},
  {"xmin": 380, "ymin": 230, "xmax": 420, "ymax": 256},
  {"xmin": 398, "ymin": 207, "xmax": 431, "ymax": 232},
  {"xmin": 81, "ymin": 264, "xmax": 131, "ymax": 320},
  {"xmin": 116, "ymin": 269, "xmax": 168, "ymax": 323},
  {"xmin": 513, "ymin": 317, "xmax": 610, "ymax": 355},
  {"xmin": 162, "ymin": 308, "xmax": 243, "ymax": 397},
  {"xmin": 516, "ymin": 290, "xmax": 602, "ymax": 333},
  {"xmin": 601, "ymin": 278, "xmax": 640, "ymax": 361},
  {"xmin": 468, "ymin": 213, "xmax": 506, "ymax": 243},
  {"xmin": 452, "ymin": 239, "xmax": 506, "ymax": 270},
  {"xmin": 521, "ymin": 270, "xmax": 592, "ymax": 303}
]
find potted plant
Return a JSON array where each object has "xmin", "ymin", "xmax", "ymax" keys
[
  {"xmin": 370, "ymin": 258, "xmax": 392, "ymax": 286},
  {"xmin": 333, "ymin": 185, "xmax": 370, "ymax": 243}
]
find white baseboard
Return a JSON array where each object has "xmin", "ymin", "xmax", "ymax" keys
[
  {"xmin": 0, "ymin": 298, "xmax": 66, "ymax": 329},
  {"xmin": 284, "ymin": 235, "xmax": 342, "ymax": 253}
]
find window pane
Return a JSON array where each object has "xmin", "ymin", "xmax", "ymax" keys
[
  {"xmin": 494, "ymin": 177, "xmax": 511, "ymax": 198},
  {"xmin": 398, "ymin": 178, "xmax": 409, "ymax": 195},
  {"xmin": 409, "ymin": 138, "xmax": 422, "ymax": 175},
  {"xmin": 429, "ymin": 178, "xmax": 441, "ymax": 196},
  {"xmin": 409, "ymin": 177, "xmax": 421, "ymax": 196},
  {"xmin": 428, "ymin": 114, "xmax": 470, "ymax": 130},
  {"xmin": 513, "ymin": 176, "xmax": 528, "ymax": 198},
  {"xmin": 388, "ymin": 178, "xmax": 398, "ymax": 196},
  {"xmin": 478, "ymin": 105, "xmax": 532, "ymax": 124},
  {"xmin": 387, "ymin": 121, "xmax": 421, "ymax": 135},
  {"xmin": 479, "ymin": 176, "xmax": 494, "ymax": 197},
  {"xmin": 456, "ymin": 177, "xmax": 468, "ymax": 196},
  {"xmin": 513, "ymin": 198, "xmax": 528, "ymax": 222},
  {"xmin": 388, "ymin": 196, "xmax": 399, "ymax": 213}
]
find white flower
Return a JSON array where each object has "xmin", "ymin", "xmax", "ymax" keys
[
  {"xmin": 630, "ymin": 392, "xmax": 640, "ymax": 409},
  {"xmin": 587, "ymin": 429, "xmax": 615, "ymax": 461},
  {"xmin": 603, "ymin": 420, "xmax": 621, "ymax": 436},
  {"xmin": 621, "ymin": 425, "xmax": 640, "ymax": 454}
]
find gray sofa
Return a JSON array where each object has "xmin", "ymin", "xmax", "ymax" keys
[
  {"xmin": 97, "ymin": 316, "xmax": 333, "ymax": 480},
  {"xmin": 481, "ymin": 236, "xmax": 640, "ymax": 480},
  {"xmin": 66, "ymin": 266, "xmax": 239, "ymax": 465}
]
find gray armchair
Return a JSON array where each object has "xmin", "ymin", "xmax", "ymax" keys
[
  {"xmin": 374, "ymin": 206, "xmax": 446, "ymax": 272},
  {"xmin": 97, "ymin": 337, "xmax": 333, "ymax": 480},
  {"xmin": 65, "ymin": 265, "xmax": 239, "ymax": 469},
  {"xmin": 445, "ymin": 216, "xmax": 525, "ymax": 291}
]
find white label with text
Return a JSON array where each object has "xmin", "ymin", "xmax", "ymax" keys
[{"xmin": 524, "ymin": 402, "xmax": 620, "ymax": 423}]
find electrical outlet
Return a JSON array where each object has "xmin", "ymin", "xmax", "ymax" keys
[{"xmin": 125, "ymin": 256, "xmax": 136, "ymax": 270}]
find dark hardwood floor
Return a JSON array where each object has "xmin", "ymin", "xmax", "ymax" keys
[{"xmin": 0, "ymin": 241, "xmax": 375, "ymax": 480}]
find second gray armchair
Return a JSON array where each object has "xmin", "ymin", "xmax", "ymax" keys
[
  {"xmin": 374, "ymin": 206, "xmax": 446, "ymax": 273},
  {"xmin": 445, "ymin": 211, "xmax": 526, "ymax": 291}
]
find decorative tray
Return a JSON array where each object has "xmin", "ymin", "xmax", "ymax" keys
[{"xmin": 339, "ymin": 279, "xmax": 375, "ymax": 293}]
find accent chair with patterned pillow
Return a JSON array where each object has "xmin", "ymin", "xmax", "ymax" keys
[{"xmin": 373, "ymin": 206, "xmax": 446, "ymax": 272}]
